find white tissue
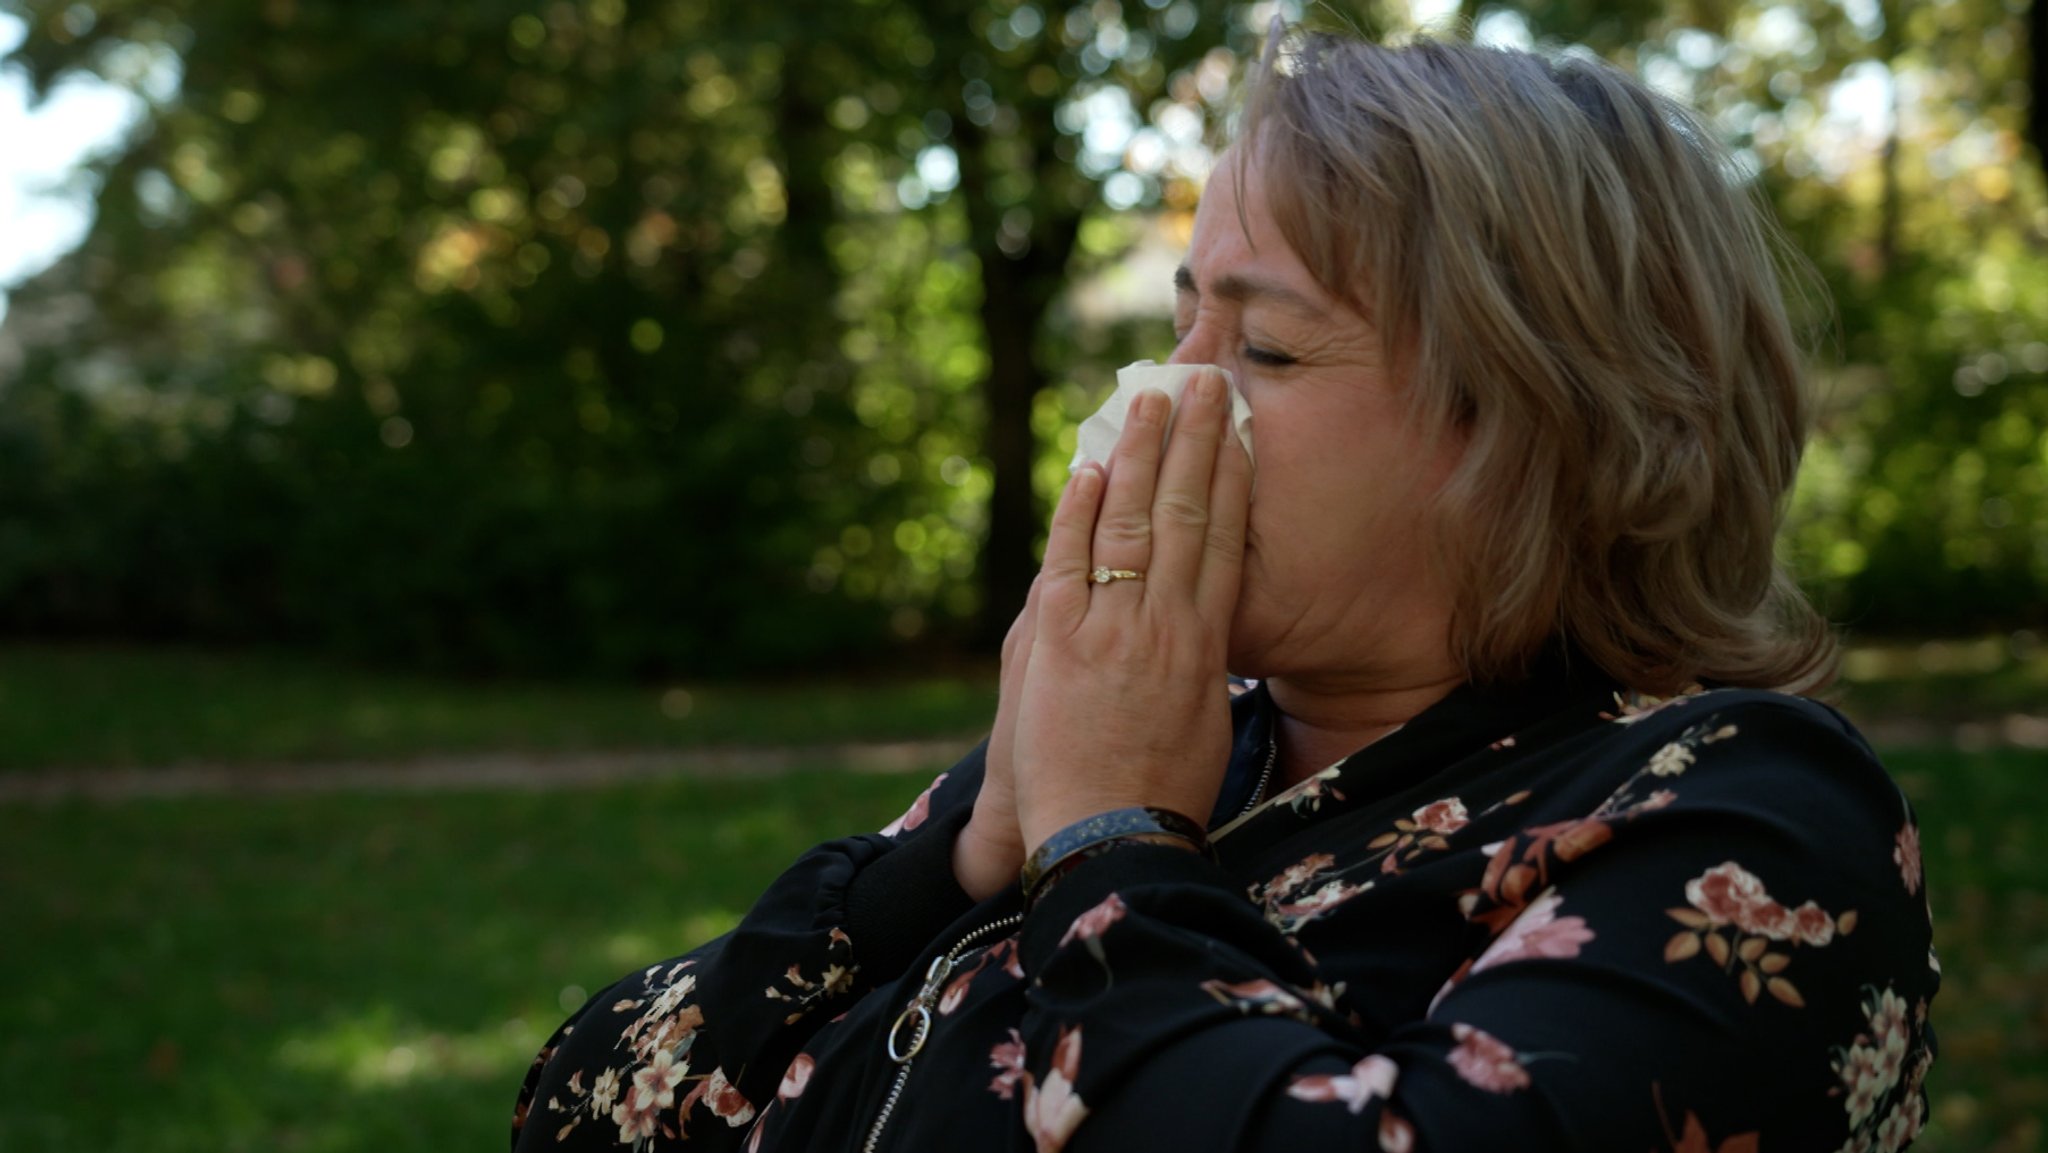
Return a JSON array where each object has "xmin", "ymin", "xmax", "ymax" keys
[{"xmin": 1067, "ymin": 360, "xmax": 1255, "ymax": 474}]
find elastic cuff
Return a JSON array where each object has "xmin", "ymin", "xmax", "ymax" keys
[
  {"xmin": 1020, "ymin": 840, "xmax": 1240, "ymax": 974},
  {"xmin": 843, "ymin": 803, "xmax": 979, "ymax": 979}
]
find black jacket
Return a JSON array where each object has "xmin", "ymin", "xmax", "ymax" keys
[{"xmin": 513, "ymin": 659, "xmax": 1936, "ymax": 1153}]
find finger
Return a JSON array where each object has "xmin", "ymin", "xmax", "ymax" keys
[
  {"xmin": 990, "ymin": 575, "xmax": 1041, "ymax": 782},
  {"xmin": 1196, "ymin": 423, "xmax": 1255, "ymax": 621},
  {"xmin": 999, "ymin": 576, "xmax": 1041, "ymax": 695},
  {"xmin": 1088, "ymin": 389, "xmax": 1170, "ymax": 582},
  {"xmin": 1147, "ymin": 368, "xmax": 1231, "ymax": 594},
  {"xmin": 1039, "ymin": 465, "xmax": 1106, "ymax": 631}
]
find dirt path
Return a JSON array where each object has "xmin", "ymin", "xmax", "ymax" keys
[
  {"xmin": 5, "ymin": 711, "xmax": 2042, "ymax": 805},
  {"xmin": 0, "ymin": 738, "xmax": 974, "ymax": 804}
]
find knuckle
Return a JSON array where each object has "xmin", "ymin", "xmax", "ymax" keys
[
  {"xmin": 1096, "ymin": 514, "xmax": 1153, "ymax": 545},
  {"xmin": 1154, "ymin": 494, "xmax": 1209, "ymax": 529}
]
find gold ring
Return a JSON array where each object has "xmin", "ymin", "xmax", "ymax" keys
[{"xmin": 1089, "ymin": 567, "xmax": 1145, "ymax": 585}]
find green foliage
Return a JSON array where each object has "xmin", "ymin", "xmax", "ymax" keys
[{"xmin": 1, "ymin": 0, "xmax": 2045, "ymax": 673}]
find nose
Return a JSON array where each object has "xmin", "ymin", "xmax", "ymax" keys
[{"xmin": 1166, "ymin": 316, "xmax": 1224, "ymax": 368}]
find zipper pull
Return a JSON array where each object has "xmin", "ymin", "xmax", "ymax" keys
[{"xmin": 885, "ymin": 952, "xmax": 952, "ymax": 1063}]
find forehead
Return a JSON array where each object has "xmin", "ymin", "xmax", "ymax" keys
[{"xmin": 1180, "ymin": 154, "xmax": 1336, "ymax": 318}]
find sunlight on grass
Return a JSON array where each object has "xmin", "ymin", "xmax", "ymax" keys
[{"xmin": 275, "ymin": 1004, "xmax": 535, "ymax": 1090}]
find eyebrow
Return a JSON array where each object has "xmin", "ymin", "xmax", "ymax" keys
[{"xmin": 1174, "ymin": 265, "xmax": 1331, "ymax": 322}]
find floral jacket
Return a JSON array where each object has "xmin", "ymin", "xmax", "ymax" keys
[{"xmin": 512, "ymin": 654, "xmax": 1937, "ymax": 1153}]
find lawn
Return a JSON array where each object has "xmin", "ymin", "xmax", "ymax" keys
[
  {"xmin": 0, "ymin": 645, "xmax": 998, "ymax": 771},
  {"xmin": 1, "ymin": 643, "xmax": 2041, "ymax": 1152},
  {"xmin": 0, "ymin": 768, "xmax": 933, "ymax": 1153}
]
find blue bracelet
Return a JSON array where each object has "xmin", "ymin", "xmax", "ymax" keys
[{"xmin": 1020, "ymin": 806, "xmax": 1210, "ymax": 903}]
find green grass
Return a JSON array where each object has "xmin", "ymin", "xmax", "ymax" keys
[
  {"xmin": 1, "ymin": 750, "xmax": 2039, "ymax": 1152},
  {"xmin": 1888, "ymin": 747, "xmax": 2048, "ymax": 1153},
  {"xmin": 0, "ymin": 768, "xmax": 932, "ymax": 1153},
  {"xmin": 0, "ymin": 645, "xmax": 998, "ymax": 771},
  {"xmin": 0, "ymin": 643, "xmax": 2040, "ymax": 1151},
  {"xmin": 1832, "ymin": 634, "xmax": 2048, "ymax": 724}
]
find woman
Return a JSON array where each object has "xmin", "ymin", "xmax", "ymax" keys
[{"xmin": 513, "ymin": 31, "xmax": 1936, "ymax": 1153}]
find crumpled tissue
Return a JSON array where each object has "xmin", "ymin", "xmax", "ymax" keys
[{"xmin": 1067, "ymin": 360, "xmax": 1255, "ymax": 475}]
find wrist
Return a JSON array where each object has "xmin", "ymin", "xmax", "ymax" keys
[
  {"xmin": 953, "ymin": 811, "xmax": 1025, "ymax": 902},
  {"xmin": 1019, "ymin": 806, "xmax": 1210, "ymax": 905}
]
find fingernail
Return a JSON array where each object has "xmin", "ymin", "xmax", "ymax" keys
[
  {"xmin": 1135, "ymin": 390, "xmax": 1169, "ymax": 424},
  {"xmin": 1195, "ymin": 370, "xmax": 1224, "ymax": 406}
]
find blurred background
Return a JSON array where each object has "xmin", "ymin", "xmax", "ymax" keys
[{"xmin": 0, "ymin": 0, "xmax": 2041, "ymax": 1149}]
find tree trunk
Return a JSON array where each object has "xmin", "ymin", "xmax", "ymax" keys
[
  {"xmin": 2030, "ymin": 0, "xmax": 2047, "ymax": 173},
  {"xmin": 953, "ymin": 113, "xmax": 1083, "ymax": 649}
]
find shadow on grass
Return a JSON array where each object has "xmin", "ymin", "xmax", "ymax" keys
[
  {"xmin": 0, "ymin": 768, "xmax": 929, "ymax": 1153},
  {"xmin": 3, "ymin": 747, "xmax": 2041, "ymax": 1152}
]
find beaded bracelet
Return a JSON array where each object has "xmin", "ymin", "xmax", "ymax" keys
[{"xmin": 1019, "ymin": 806, "xmax": 1210, "ymax": 904}]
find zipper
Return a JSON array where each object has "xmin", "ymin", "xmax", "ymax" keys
[
  {"xmin": 862, "ymin": 913, "xmax": 1026, "ymax": 1153},
  {"xmin": 861, "ymin": 736, "xmax": 1272, "ymax": 1151},
  {"xmin": 1238, "ymin": 736, "xmax": 1278, "ymax": 817}
]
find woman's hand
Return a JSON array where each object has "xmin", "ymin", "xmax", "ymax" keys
[
  {"xmin": 952, "ymin": 577, "xmax": 1039, "ymax": 900},
  {"xmin": 1011, "ymin": 369, "xmax": 1254, "ymax": 853}
]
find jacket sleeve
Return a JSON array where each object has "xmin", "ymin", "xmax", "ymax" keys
[
  {"xmin": 1010, "ymin": 700, "xmax": 1938, "ymax": 1153},
  {"xmin": 511, "ymin": 744, "xmax": 988, "ymax": 1151}
]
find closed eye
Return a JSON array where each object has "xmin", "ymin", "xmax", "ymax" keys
[{"xmin": 1243, "ymin": 345, "xmax": 1296, "ymax": 367}]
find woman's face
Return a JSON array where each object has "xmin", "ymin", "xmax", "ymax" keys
[{"xmin": 1170, "ymin": 149, "xmax": 1462, "ymax": 686}]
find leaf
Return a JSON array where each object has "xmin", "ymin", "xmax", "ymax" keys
[
  {"xmin": 1505, "ymin": 790, "xmax": 1532, "ymax": 804},
  {"xmin": 1554, "ymin": 819, "xmax": 1613, "ymax": 860},
  {"xmin": 1758, "ymin": 952, "xmax": 1790, "ymax": 973},
  {"xmin": 1739, "ymin": 969, "xmax": 1761, "ymax": 1004},
  {"xmin": 1503, "ymin": 864, "xmax": 1537, "ymax": 906},
  {"xmin": 1719, "ymin": 1133, "xmax": 1760, "ymax": 1153},
  {"xmin": 1767, "ymin": 978, "xmax": 1805, "ymax": 1008},
  {"xmin": 1703, "ymin": 931, "xmax": 1731, "ymax": 967},
  {"xmin": 1367, "ymin": 832, "xmax": 1400, "ymax": 850},
  {"xmin": 1737, "ymin": 936, "xmax": 1767, "ymax": 963},
  {"xmin": 1837, "ymin": 910, "xmax": 1859, "ymax": 935},
  {"xmin": 1665, "ymin": 931, "xmax": 1702, "ymax": 963},
  {"xmin": 1667, "ymin": 907, "xmax": 1712, "ymax": 929}
]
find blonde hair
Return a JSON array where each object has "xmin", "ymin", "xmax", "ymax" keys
[{"xmin": 1238, "ymin": 31, "xmax": 1837, "ymax": 695}]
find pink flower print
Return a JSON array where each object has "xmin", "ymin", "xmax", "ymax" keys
[
  {"xmin": 1894, "ymin": 823, "xmax": 1922, "ymax": 895},
  {"xmin": 938, "ymin": 938, "xmax": 1022, "ymax": 1015},
  {"xmin": 1685, "ymin": 861, "xmax": 1769, "ymax": 927},
  {"xmin": 881, "ymin": 772, "xmax": 948, "ymax": 837},
  {"xmin": 1840, "ymin": 1044, "xmax": 1887, "ymax": 1129},
  {"xmin": 1630, "ymin": 789, "xmax": 1678, "ymax": 815},
  {"xmin": 1792, "ymin": 901, "xmax": 1835, "ymax": 947},
  {"xmin": 1646, "ymin": 741, "xmax": 1696, "ymax": 776},
  {"xmin": 1059, "ymin": 893, "xmax": 1128, "ymax": 947},
  {"xmin": 777, "ymin": 1054, "xmax": 814, "ymax": 1102},
  {"xmin": 678, "ymin": 1066, "xmax": 755, "ymax": 1135},
  {"xmin": 1022, "ymin": 1026, "xmax": 1089, "ymax": 1153},
  {"xmin": 1472, "ymin": 888, "xmax": 1595, "ymax": 976},
  {"xmin": 1412, "ymin": 797, "xmax": 1470, "ymax": 834},
  {"xmin": 1380, "ymin": 1112, "xmax": 1416, "ymax": 1153},
  {"xmin": 590, "ymin": 1067, "xmax": 622, "ymax": 1114},
  {"xmin": 988, "ymin": 1029, "xmax": 1029, "ymax": 1100},
  {"xmin": 1287, "ymin": 1053, "xmax": 1398, "ymax": 1113},
  {"xmin": 1203, "ymin": 977, "xmax": 1309, "ymax": 1018},
  {"xmin": 629, "ymin": 1049, "xmax": 687, "ymax": 1112},
  {"xmin": 1446, "ymin": 1023, "xmax": 1529, "ymax": 1093},
  {"xmin": 611, "ymin": 1093, "xmax": 661, "ymax": 1145},
  {"xmin": 702, "ymin": 1067, "xmax": 755, "ymax": 1126},
  {"xmin": 1270, "ymin": 877, "xmax": 1373, "ymax": 932},
  {"xmin": 1266, "ymin": 853, "xmax": 1337, "ymax": 897},
  {"xmin": 1736, "ymin": 899, "xmax": 1797, "ymax": 941}
]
